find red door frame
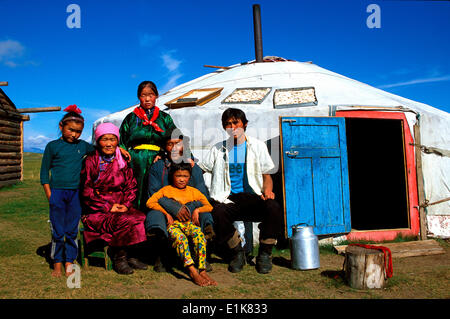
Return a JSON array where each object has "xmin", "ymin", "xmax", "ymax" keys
[{"xmin": 335, "ymin": 110, "xmax": 419, "ymax": 241}]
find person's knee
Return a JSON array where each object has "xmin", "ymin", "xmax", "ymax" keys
[
  {"xmin": 199, "ymin": 212, "xmax": 214, "ymax": 226},
  {"xmin": 211, "ymin": 204, "xmax": 228, "ymax": 220},
  {"xmin": 145, "ymin": 210, "xmax": 167, "ymax": 229},
  {"xmin": 264, "ymin": 199, "xmax": 282, "ymax": 216}
]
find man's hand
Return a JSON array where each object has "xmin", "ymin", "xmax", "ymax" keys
[
  {"xmin": 260, "ymin": 190, "xmax": 275, "ymax": 201},
  {"xmin": 176, "ymin": 205, "xmax": 191, "ymax": 222},
  {"xmin": 153, "ymin": 155, "xmax": 162, "ymax": 163},
  {"xmin": 261, "ymin": 174, "xmax": 275, "ymax": 200},
  {"xmin": 119, "ymin": 147, "xmax": 131, "ymax": 162}
]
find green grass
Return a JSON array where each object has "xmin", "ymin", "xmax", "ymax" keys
[{"xmin": 0, "ymin": 152, "xmax": 449, "ymax": 299}]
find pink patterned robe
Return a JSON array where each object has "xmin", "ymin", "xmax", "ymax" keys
[{"xmin": 80, "ymin": 150, "xmax": 147, "ymax": 247}]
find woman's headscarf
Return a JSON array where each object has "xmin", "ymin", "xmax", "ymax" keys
[{"xmin": 94, "ymin": 122, "xmax": 126, "ymax": 169}]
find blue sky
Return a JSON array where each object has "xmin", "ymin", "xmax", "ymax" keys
[{"xmin": 0, "ymin": 0, "xmax": 449, "ymax": 152}]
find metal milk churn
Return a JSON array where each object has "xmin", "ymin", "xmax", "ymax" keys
[{"xmin": 290, "ymin": 224, "xmax": 320, "ymax": 270}]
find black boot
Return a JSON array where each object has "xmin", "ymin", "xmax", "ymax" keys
[
  {"xmin": 256, "ymin": 243, "xmax": 273, "ymax": 274},
  {"xmin": 203, "ymin": 224, "xmax": 216, "ymax": 241},
  {"xmin": 113, "ymin": 247, "xmax": 134, "ymax": 275},
  {"xmin": 127, "ymin": 244, "xmax": 148, "ymax": 270},
  {"xmin": 228, "ymin": 244, "xmax": 246, "ymax": 273},
  {"xmin": 153, "ymin": 233, "xmax": 171, "ymax": 273}
]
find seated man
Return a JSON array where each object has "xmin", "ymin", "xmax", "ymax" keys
[
  {"xmin": 145, "ymin": 129, "xmax": 214, "ymax": 272},
  {"xmin": 199, "ymin": 108, "xmax": 283, "ymax": 274}
]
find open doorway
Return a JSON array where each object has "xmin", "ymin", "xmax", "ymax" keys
[{"xmin": 345, "ymin": 117, "xmax": 410, "ymax": 231}]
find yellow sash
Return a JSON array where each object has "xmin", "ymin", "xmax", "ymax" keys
[{"xmin": 133, "ymin": 144, "xmax": 161, "ymax": 151}]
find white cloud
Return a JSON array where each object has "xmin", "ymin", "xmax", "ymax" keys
[
  {"xmin": 161, "ymin": 52, "xmax": 181, "ymax": 72},
  {"xmin": 162, "ymin": 73, "xmax": 183, "ymax": 93},
  {"xmin": 160, "ymin": 51, "xmax": 183, "ymax": 92},
  {"xmin": 377, "ymin": 75, "xmax": 450, "ymax": 89},
  {"xmin": 24, "ymin": 134, "xmax": 52, "ymax": 151},
  {"xmin": 0, "ymin": 39, "xmax": 25, "ymax": 67}
]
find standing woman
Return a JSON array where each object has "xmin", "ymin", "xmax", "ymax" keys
[{"xmin": 119, "ymin": 81, "xmax": 177, "ymax": 211}]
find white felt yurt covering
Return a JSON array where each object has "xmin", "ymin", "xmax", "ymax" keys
[{"xmin": 94, "ymin": 59, "xmax": 450, "ymax": 238}]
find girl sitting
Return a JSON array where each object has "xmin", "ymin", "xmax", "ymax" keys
[{"xmin": 146, "ymin": 163, "xmax": 217, "ymax": 286}]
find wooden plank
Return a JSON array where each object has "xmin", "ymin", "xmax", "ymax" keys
[
  {"xmin": 0, "ymin": 133, "xmax": 20, "ymax": 141},
  {"xmin": 0, "ymin": 82, "xmax": 8, "ymax": 86},
  {"xmin": 0, "ymin": 144, "xmax": 21, "ymax": 152},
  {"xmin": 203, "ymin": 65, "xmax": 231, "ymax": 70},
  {"xmin": 0, "ymin": 166, "xmax": 21, "ymax": 174},
  {"xmin": 0, "ymin": 109, "xmax": 30, "ymax": 121},
  {"xmin": 16, "ymin": 106, "xmax": 61, "ymax": 113},
  {"xmin": 414, "ymin": 124, "xmax": 428, "ymax": 240},
  {"xmin": 0, "ymin": 158, "xmax": 21, "ymax": 165},
  {"xmin": 0, "ymin": 119, "xmax": 20, "ymax": 128},
  {"xmin": 334, "ymin": 239, "xmax": 445, "ymax": 258},
  {"xmin": 0, "ymin": 152, "xmax": 21, "ymax": 159},
  {"xmin": 0, "ymin": 140, "xmax": 21, "ymax": 146},
  {"xmin": 0, "ymin": 126, "xmax": 21, "ymax": 135},
  {"xmin": 0, "ymin": 172, "xmax": 21, "ymax": 181}
]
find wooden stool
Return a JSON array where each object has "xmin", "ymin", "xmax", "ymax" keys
[
  {"xmin": 344, "ymin": 245, "xmax": 391, "ymax": 289},
  {"xmin": 79, "ymin": 224, "xmax": 112, "ymax": 271}
]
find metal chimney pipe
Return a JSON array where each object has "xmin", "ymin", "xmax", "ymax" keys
[{"xmin": 253, "ymin": 4, "xmax": 263, "ymax": 63}]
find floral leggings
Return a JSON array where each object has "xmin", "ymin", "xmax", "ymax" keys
[{"xmin": 167, "ymin": 221, "xmax": 207, "ymax": 270}]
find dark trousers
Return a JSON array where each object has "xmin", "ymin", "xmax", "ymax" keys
[
  {"xmin": 211, "ymin": 193, "xmax": 283, "ymax": 249},
  {"xmin": 49, "ymin": 188, "xmax": 81, "ymax": 263}
]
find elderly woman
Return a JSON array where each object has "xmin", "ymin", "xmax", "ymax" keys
[
  {"xmin": 81, "ymin": 123, "xmax": 148, "ymax": 275},
  {"xmin": 119, "ymin": 81, "xmax": 178, "ymax": 211}
]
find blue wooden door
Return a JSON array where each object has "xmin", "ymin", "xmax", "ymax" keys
[{"xmin": 281, "ymin": 117, "xmax": 351, "ymax": 237}]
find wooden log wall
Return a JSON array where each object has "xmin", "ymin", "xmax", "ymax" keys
[{"xmin": 0, "ymin": 115, "xmax": 23, "ymax": 187}]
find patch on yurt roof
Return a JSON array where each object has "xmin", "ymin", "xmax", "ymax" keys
[
  {"xmin": 222, "ymin": 87, "xmax": 271, "ymax": 104},
  {"xmin": 165, "ymin": 87, "xmax": 223, "ymax": 109},
  {"xmin": 273, "ymin": 87, "xmax": 318, "ymax": 109}
]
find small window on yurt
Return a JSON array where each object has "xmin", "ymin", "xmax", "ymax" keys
[
  {"xmin": 221, "ymin": 87, "xmax": 271, "ymax": 104},
  {"xmin": 165, "ymin": 88, "xmax": 223, "ymax": 109},
  {"xmin": 273, "ymin": 87, "xmax": 318, "ymax": 109}
]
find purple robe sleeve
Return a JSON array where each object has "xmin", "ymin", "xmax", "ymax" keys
[{"xmin": 121, "ymin": 165, "xmax": 138, "ymax": 209}]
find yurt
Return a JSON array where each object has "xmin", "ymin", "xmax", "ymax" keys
[
  {"xmin": 93, "ymin": 56, "xmax": 450, "ymax": 242},
  {"xmin": 93, "ymin": 6, "xmax": 449, "ymax": 242}
]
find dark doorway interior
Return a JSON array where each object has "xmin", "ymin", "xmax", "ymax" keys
[{"xmin": 345, "ymin": 117, "xmax": 410, "ymax": 231}]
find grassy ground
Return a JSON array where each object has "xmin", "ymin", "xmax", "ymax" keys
[{"xmin": 0, "ymin": 153, "xmax": 449, "ymax": 300}]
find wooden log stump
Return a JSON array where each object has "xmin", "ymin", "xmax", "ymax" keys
[{"xmin": 344, "ymin": 245, "xmax": 387, "ymax": 289}]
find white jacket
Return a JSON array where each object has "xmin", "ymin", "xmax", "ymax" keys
[{"xmin": 199, "ymin": 135, "xmax": 275, "ymax": 203}]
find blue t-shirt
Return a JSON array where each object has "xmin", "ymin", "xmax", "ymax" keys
[{"xmin": 229, "ymin": 141, "xmax": 252, "ymax": 194}]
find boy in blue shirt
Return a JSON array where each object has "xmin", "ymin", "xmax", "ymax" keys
[{"xmin": 200, "ymin": 108, "xmax": 283, "ymax": 274}]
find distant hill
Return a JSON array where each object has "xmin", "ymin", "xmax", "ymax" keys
[{"xmin": 24, "ymin": 147, "xmax": 44, "ymax": 154}]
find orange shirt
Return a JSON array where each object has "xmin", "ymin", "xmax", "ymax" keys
[{"xmin": 146, "ymin": 185, "xmax": 213, "ymax": 216}]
